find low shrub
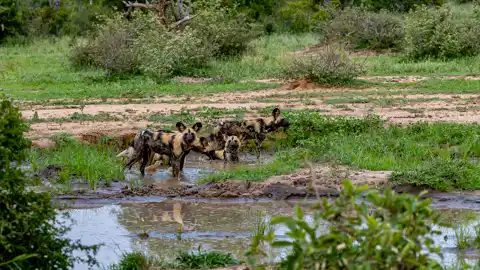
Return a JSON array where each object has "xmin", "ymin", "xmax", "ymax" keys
[
  {"xmin": 322, "ymin": 8, "xmax": 404, "ymax": 50},
  {"xmin": 176, "ymin": 250, "xmax": 239, "ymax": 269},
  {"xmin": 404, "ymin": 5, "xmax": 480, "ymax": 59},
  {"xmin": 70, "ymin": 3, "xmax": 256, "ymax": 79},
  {"xmin": 281, "ymin": 45, "xmax": 365, "ymax": 85},
  {"xmin": 69, "ymin": 13, "xmax": 139, "ymax": 75},
  {"xmin": 109, "ymin": 252, "xmax": 150, "ymax": 270},
  {"xmin": 247, "ymin": 180, "xmax": 445, "ymax": 269}
]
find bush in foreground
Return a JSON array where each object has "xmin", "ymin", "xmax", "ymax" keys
[
  {"xmin": 0, "ymin": 94, "xmax": 98, "ymax": 269},
  {"xmin": 246, "ymin": 180, "xmax": 445, "ymax": 269},
  {"xmin": 281, "ymin": 45, "xmax": 365, "ymax": 85},
  {"xmin": 322, "ymin": 8, "xmax": 404, "ymax": 50}
]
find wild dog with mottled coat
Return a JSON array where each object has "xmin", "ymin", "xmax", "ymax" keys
[
  {"xmin": 135, "ymin": 122, "xmax": 207, "ymax": 178},
  {"xmin": 207, "ymin": 108, "xmax": 290, "ymax": 157},
  {"xmin": 203, "ymin": 134, "xmax": 241, "ymax": 163}
]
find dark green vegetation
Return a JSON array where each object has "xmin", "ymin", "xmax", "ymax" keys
[
  {"xmin": 0, "ymin": 95, "xmax": 98, "ymax": 269},
  {"xmin": 28, "ymin": 134, "xmax": 125, "ymax": 190},
  {"xmin": 203, "ymin": 111, "xmax": 480, "ymax": 191},
  {"xmin": 247, "ymin": 180, "xmax": 446, "ymax": 269},
  {"xmin": 109, "ymin": 250, "xmax": 239, "ymax": 270}
]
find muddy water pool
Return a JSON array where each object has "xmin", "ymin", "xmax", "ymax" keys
[{"xmin": 61, "ymin": 198, "xmax": 480, "ymax": 269}]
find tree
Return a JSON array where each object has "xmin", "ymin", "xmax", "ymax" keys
[{"xmin": 0, "ymin": 94, "xmax": 99, "ymax": 269}]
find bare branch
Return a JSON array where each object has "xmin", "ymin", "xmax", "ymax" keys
[{"xmin": 168, "ymin": 13, "xmax": 199, "ymax": 30}]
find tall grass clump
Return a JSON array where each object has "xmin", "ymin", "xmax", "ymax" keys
[
  {"xmin": 321, "ymin": 8, "xmax": 404, "ymax": 50},
  {"xmin": 281, "ymin": 45, "xmax": 365, "ymax": 85},
  {"xmin": 247, "ymin": 180, "xmax": 445, "ymax": 269},
  {"xmin": 31, "ymin": 134, "xmax": 125, "ymax": 189},
  {"xmin": 404, "ymin": 5, "xmax": 480, "ymax": 59}
]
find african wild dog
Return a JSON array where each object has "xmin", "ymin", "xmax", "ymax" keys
[
  {"xmin": 222, "ymin": 134, "xmax": 241, "ymax": 163},
  {"xmin": 132, "ymin": 122, "xmax": 206, "ymax": 178},
  {"xmin": 202, "ymin": 134, "xmax": 241, "ymax": 163},
  {"xmin": 117, "ymin": 129, "xmax": 170, "ymax": 171},
  {"xmin": 207, "ymin": 107, "xmax": 290, "ymax": 158}
]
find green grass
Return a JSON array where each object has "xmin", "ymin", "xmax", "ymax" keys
[
  {"xmin": 27, "ymin": 112, "xmax": 120, "ymax": 124},
  {"xmin": 28, "ymin": 134, "xmax": 125, "ymax": 189},
  {"xmin": 200, "ymin": 112, "xmax": 480, "ymax": 191},
  {"xmin": 0, "ymin": 34, "xmax": 317, "ymax": 101},
  {"xmin": 206, "ymin": 33, "xmax": 318, "ymax": 81},
  {"xmin": 108, "ymin": 250, "xmax": 239, "ymax": 270},
  {"xmin": 362, "ymin": 54, "xmax": 480, "ymax": 76}
]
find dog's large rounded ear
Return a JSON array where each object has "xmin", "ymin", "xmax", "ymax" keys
[
  {"xmin": 222, "ymin": 133, "xmax": 228, "ymax": 142},
  {"xmin": 192, "ymin": 122, "xmax": 203, "ymax": 132},
  {"xmin": 141, "ymin": 129, "xmax": 154, "ymax": 137},
  {"xmin": 176, "ymin": 122, "xmax": 187, "ymax": 132},
  {"xmin": 272, "ymin": 108, "xmax": 280, "ymax": 119},
  {"xmin": 199, "ymin": 137, "xmax": 208, "ymax": 147}
]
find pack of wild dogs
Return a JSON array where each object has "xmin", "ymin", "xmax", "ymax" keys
[{"xmin": 117, "ymin": 108, "xmax": 290, "ymax": 179}]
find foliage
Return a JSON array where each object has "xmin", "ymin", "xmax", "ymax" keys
[
  {"xmin": 175, "ymin": 250, "xmax": 239, "ymax": 269},
  {"xmin": 0, "ymin": 95, "xmax": 30, "ymax": 171},
  {"xmin": 281, "ymin": 45, "xmax": 364, "ymax": 85},
  {"xmin": 247, "ymin": 180, "xmax": 444, "ymax": 269},
  {"xmin": 0, "ymin": 0, "xmax": 27, "ymax": 42},
  {"xmin": 404, "ymin": 5, "xmax": 480, "ymax": 59},
  {"xmin": 276, "ymin": 0, "xmax": 334, "ymax": 32},
  {"xmin": 0, "ymin": 94, "xmax": 99, "ymax": 269},
  {"xmin": 322, "ymin": 8, "xmax": 404, "ymax": 50},
  {"xmin": 70, "ymin": 12, "xmax": 139, "ymax": 75},
  {"xmin": 362, "ymin": 0, "xmax": 444, "ymax": 12},
  {"xmin": 109, "ymin": 252, "xmax": 150, "ymax": 270},
  {"xmin": 109, "ymin": 250, "xmax": 239, "ymax": 270}
]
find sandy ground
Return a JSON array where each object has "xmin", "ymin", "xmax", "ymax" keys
[{"xmin": 22, "ymin": 76, "xmax": 480, "ymax": 144}]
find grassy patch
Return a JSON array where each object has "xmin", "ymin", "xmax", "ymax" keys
[
  {"xmin": 362, "ymin": 55, "xmax": 480, "ymax": 76},
  {"xmin": 27, "ymin": 112, "xmax": 120, "ymax": 124},
  {"xmin": 175, "ymin": 250, "xmax": 239, "ymax": 269},
  {"xmin": 109, "ymin": 250, "xmax": 239, "ymax": 270},
  {"xmin": 28, "ymin": 134, "xmax": 124, "ymax": 189},
  {"xmin": 200, "ymin": 112, "xmax": 480, "ymax": 191},
  {"xmin": 0, "ymin": 34, "xmax": 318, "ymax": 101}
]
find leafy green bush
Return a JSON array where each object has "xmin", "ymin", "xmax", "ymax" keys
[
  {"xmin": 0, "ymin": 0, "xmax": 28, "ymax": 42},
  {"xmin": 276, "ymin": 0, "xmax": 334, "ymax": 32},
  {"xmin": 362, "ymin": 0, "xmax": 444, "ymax": 12},
  {"xmin": 247, "ymin": 180, "xmax": 445, "ymax": 269},
  {"xmin": 109, "ymin": 252, "xmax": 150, "ymax": 270},
  {"xmin": 0, "ymin": 94, "xmax": 98, "ymax": 269},
  {"xmin": 176, "ymin": 250, "xmax": 239, "ymax": 269},
  {"xmin": 70, "ymin": 13, "xmax": 139, "ymax": 75},
  {"xmin": 404, "ymin": 5, "xmax": 480, "ymax": 59},
  {"xmin": 281, "ymin": 45, "xmax": 365, "ymax": 84},
  {"xmin": 322, "ymin": 8, "xmax": 404, "ymax": 50}
]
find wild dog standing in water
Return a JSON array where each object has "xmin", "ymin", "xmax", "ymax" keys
[
  {"xmin": 202, "ymin": 134, "xmax": 241, "ymax": 163},
  {"xmin": 134, "ymin": 122, "xmax": 206, "ymax": 178},
  {"xmin": 222, "ymin": 134, "xmax": 240, "ymax": 163},
  {"xmin": 118, "ymin": 129, "xmax": 170, "ymax": 171},
  {"xmin": 208, "ymin": 107, "xmax": 290, "ymax": 158}
]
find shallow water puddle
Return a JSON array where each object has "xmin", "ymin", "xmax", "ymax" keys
[
  {"xmin": 126, "ymin": 151, "xmax": 275, "ymax": 186},
  {"xmin": 61, "ymin": 199, "xmax": 480, "ymax": 269}
]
